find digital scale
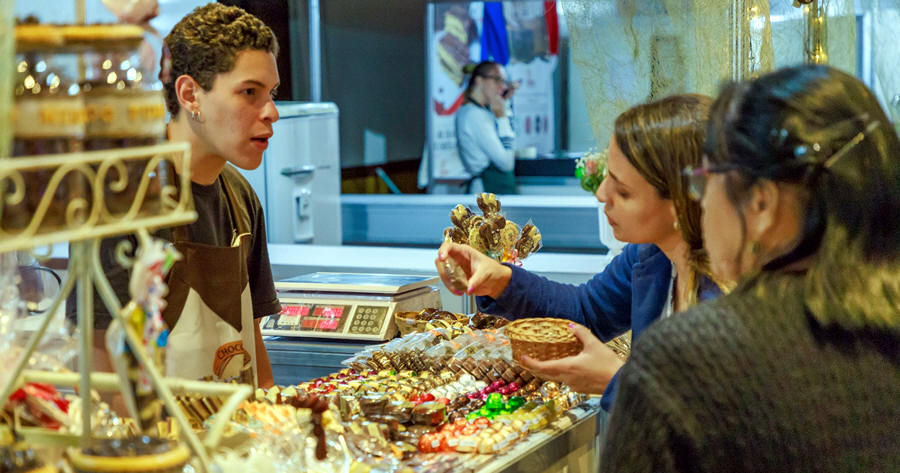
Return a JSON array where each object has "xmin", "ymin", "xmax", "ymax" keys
[{"xmin": 261, "ymin": 272, "xmax": 442, "ymax": 342}]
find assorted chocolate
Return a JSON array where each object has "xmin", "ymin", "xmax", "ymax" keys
[
  {"xmin": 3, "ymin": 326, "xmax": 587, "ymax": 472},
  {"xmin": 395, "ymin": 308, "xmax": 508, "ymax": 338}
]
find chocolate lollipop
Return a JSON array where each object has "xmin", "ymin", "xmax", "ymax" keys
[
  {"xmin": 443, "ymin": 227, "xmax": 468, "ymax": 244},
  {"xmin": 515, "ymin": 223, "xmax": 543, "ymax": 258},
  {"xmin": 467, "ymin": 222, "xmax": 488, "ymax": 254},
  {"xmin": 465, "ymin": 214, "xmax": 483, "ymax": 232},
  {"xmin": 477, "ymin": 193, "xmax": 501, "ymax": 216},
  {"xmin": 478, "ymin": 214, "xmax": 506, "ymax": 255},
  {"xmin": 450, "ymin": 204, "xmax": 474, "ymax": 230},
  {"xmin": 500, "ymin": 220, "xmax": 520, "ymax": 254}
]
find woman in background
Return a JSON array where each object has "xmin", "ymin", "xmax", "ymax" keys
[{"xmin": 456, "ymin": 61, "xmax": 519, "ymax": 194}]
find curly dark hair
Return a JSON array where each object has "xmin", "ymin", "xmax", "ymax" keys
[{"xmin": 161, "ymin": 3, "xmax": 279, "ymax": 116}]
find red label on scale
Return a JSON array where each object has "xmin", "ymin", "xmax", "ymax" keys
[{"xmin": 281, "ymin": 305, "xmax": 310, "ymax": 316}]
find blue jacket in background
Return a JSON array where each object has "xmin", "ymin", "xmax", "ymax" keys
[{"xmin": 478, "ymin": 243, "xmax": 722, "ymax": 412}]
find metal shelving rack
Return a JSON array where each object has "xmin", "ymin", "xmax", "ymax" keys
[{"xmin": 0, "ymin": 142, "xmax": 249, "ymax": 472}]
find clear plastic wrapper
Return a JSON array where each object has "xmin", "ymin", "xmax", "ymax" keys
[{"xmin": 0, "ymin": 253, "xmax": 76, "ymax": 392}]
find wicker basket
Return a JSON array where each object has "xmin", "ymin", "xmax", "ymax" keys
[
  {"xmin": 505, "ymin": 318, "xmax": 584, "ymax": 361},
  {"xmin": 394, "ymin": 311, "xmax": 427, "ymax": 336}
]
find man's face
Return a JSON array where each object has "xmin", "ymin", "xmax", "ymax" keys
[{"xmin": 194, "ymin": 49, "xmax": 280, "ymax": 170}]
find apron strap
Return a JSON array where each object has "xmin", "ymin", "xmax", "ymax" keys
[{"xmin": 220, "ymin": 166, "xmax": 252, "ymax": 236}]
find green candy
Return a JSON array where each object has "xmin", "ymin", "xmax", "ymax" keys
[
  {"xmin": 486, "ymin": 393, "xmax": 503, "ymax": 410},
  {"xmin": 507, "ymin": 396, "xmax": 525, "ymax": 409}
]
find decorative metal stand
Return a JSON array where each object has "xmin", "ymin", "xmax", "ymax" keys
[{"xmin": 0, "ymin": 142, "xmax": 246, "ymax": 472}]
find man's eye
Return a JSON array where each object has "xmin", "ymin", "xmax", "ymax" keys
[{"xmin": 243, "ymin": 88, "xmax": 256, "ymax": 96}]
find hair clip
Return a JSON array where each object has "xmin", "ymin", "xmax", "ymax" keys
[{"xmin": 823, "ymin": 120, "xmax": 880, "ymax": 169}]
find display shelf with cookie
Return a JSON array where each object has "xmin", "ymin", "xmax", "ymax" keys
[
  {"xmin": 0, "ymin": 19, "xmax": 230, "ymax": 472},
  {"xmin": 9, "ymin": 21, "xmax": 170, "ymax": 235}
]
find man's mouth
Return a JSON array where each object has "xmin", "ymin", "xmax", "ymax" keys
[{"xmin": 250, "ymin": 135, "xmax": 271, "ymax": 150}]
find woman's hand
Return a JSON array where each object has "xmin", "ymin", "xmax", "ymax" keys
[
  {"xmin": 435, "ymin": 241, "xmax": 512, "ymax": 299},
  {"xmin": 489, "ymin": 93, "xmax": 508, "ymax": 118},
  {"xmin": 518, "ymin": 323, "xmax": 625, "ymax": 395}
]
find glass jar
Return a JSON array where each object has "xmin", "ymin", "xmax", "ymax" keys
[
  {"xmin": 6, "ymin": 24, "xmax": 87, "ymax": 233},
  {"xmin": 3, "ymin": 23, "xmax": 170, "ymax": 236},
  {"xmin": 70, "ymin": 24, "xmax": 168, "ymax": 217}
]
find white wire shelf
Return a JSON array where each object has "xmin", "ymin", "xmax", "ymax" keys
[
  {"xmin": 0, "ymin": 141, "xmax": 239, "ymax": 472},
  {"xmin": 0, "ymin": 142, "xmax": 198, "ymax": 253}
]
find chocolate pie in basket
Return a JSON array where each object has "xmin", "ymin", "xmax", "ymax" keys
[{"xmin": 505, "ymin": 318, "xmax": 584, "ymax": 361}]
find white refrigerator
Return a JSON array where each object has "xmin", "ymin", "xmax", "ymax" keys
[{"xmin": 241, "ymin": 102, "xmax": 341, "ymax": 245}]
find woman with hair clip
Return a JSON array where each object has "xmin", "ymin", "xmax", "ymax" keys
[
  {"xmin": 437, "ymin": 94, "xmax": 729, "ymax": 413},
  {"xmin": 601, "ymin": 64, "xmax": 900, "ymax": 472},
  {"xmin": 456, "ymin": 61, "xmax": 520, "ymax": 194}
]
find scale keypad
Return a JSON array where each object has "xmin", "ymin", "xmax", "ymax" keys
[{"xmin": 349, "ymin": 306, "xmax": 388, "ymax": 335}]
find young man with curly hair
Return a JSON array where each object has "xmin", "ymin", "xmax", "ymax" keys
[{"xmin": 69, "ymin": 3, "xmax": 282, "ymax": 389}]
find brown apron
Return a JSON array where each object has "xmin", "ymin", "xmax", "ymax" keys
[{"xmin": 161, "ymin": 173, "xmax": 257, "ymax": 387}]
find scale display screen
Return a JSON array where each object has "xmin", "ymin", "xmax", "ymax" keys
[{"xmin": 264, "ymin": 303, "xmax": 352, "ymax": 333}]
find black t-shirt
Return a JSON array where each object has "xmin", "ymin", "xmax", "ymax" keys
[{"xmin": 66, "ymin": 165, "xmax": 281, "ymax": 329}]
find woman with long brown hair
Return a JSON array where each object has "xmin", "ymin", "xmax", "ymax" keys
[{"xmin": 436, "ymin": 94, "xmax": 728, "ymax": 412}]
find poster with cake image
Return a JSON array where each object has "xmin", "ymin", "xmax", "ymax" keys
[{"xmin": 429, "ymin": 3, "xmax": 482, "ymax": 180}]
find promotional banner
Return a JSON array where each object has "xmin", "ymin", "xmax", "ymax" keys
[{"xmin": 426, "ymin": 1, "xmax": 558, "ymax": 186}]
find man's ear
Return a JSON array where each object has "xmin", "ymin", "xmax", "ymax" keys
[
  {"xmin": 174, "ymin": 74, "xmax": 201, "ymax": 115},
  {"xmin": 745, "ymin": 180, "xmax": 780, "ymax": 242}
]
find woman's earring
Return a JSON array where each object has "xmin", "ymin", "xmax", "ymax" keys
[
  {"xmin": 191, "ymin": 109, "xmax": 201, "ymax": 121},
  {"xmin": 673, "ymin": 220, "xmax": 680, "ymax": 231}
]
